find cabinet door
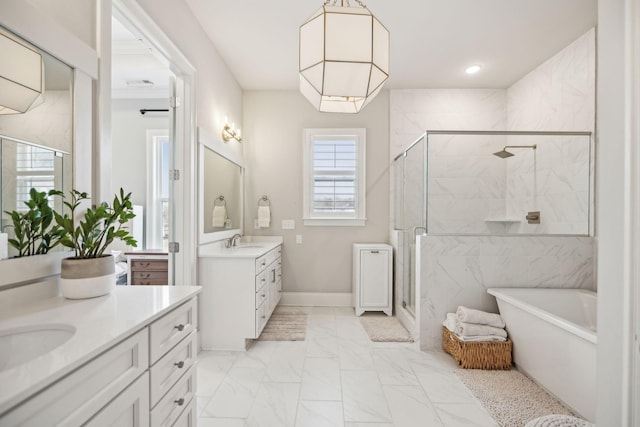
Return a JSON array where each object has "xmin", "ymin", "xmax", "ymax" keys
[
  {"xmin": 359, "ymin": 249, "xmax": 390, "ymax": 308},
  {"xmin": 84, "ymin": 372, "xmax": 149, "ymax": 427}
]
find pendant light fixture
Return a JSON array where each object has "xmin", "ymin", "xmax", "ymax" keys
[
  {"xmin": 299, "ymin": 0, "xmax": 389, "ymax": 114},
  {"xmin": 0, "ymin": 32, "xmax": 44, "ymax": 115}
]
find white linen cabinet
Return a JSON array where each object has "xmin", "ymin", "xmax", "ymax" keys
[{"xmin": 352, "ymin": 243, "xmax": 393, "ymax": 316}]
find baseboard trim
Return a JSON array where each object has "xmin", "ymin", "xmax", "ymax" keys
[{"xmin": 280, "ymin": 292, "xmax": 352, "ymax": 307}]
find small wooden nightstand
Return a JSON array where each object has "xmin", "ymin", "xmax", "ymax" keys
[{"xmin": 125, "ymin": 251, "xmax": 169, "ymax": 286}]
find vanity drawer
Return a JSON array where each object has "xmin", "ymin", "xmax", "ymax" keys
[
  {"xmin": 150, "ymin": 331, "xmax": 197, "ymax": 406},
  {"xmin": 131, "ymin": 260, "xmax": 168, "ymax": 271},
  {"xmin": 255, "ymin": 287, "xmax": 268, "ymax": 309},
  {"xmin": 255, "ymin": 268, "xmax": 269, "ymax": 291},
  {"xmin": 150, "ymin": 366, "xmax": 196, "ymax": 427},
  {"xmin": 1, "ymin": 329, "xmax": 149, "ymax": 426},
  {"xmin": 255, "ymin": 253, "xmax": 269, "ymax": 274},
  {"xmin": 150, "ymin": 298, "xmax": 197, "ymax": 364},
  {"xmin": 171, "ymin": 397, "xmax": 196, "ymax": 427},
  {"xmin": 255, "ymin": 301, "xmax": 269, "ymax": 337}
]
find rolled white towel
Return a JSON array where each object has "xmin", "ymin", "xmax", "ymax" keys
[
  {"xmin": 456, "ymin": 334, "xmax": 507, "ymax": 342},
  {"xmin": 455, "ymin": 321, "xmax": 507, "ymax": 338},
  {"xmin": 442, "ymin": 313, "xmax": 457, "ymax": 332},
  {"xmin": 456, "ymin": 306, "xmax": 505, "ymax": 328}
]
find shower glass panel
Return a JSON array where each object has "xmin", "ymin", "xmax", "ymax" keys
[{"xmin": 396, "ymin": 134, "xmax": 427, "ymax": 316}]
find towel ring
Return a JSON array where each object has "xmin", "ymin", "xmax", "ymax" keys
[
  {"xmin": 214, "ymin": 195, "xmax": 226, "ymax": 207},
  {"xmin": 258, "ymin": 195, "xmax": 271, "ymax": 207}
]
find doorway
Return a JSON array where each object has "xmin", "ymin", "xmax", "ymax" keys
[{"xmin": 108, "ymin": 2, "xmax": 196, "ymax": 287}]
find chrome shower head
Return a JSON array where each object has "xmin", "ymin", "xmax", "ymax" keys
[{"xmin": 493, "ymin": 149, "xmax": 515, "ymax": 159}]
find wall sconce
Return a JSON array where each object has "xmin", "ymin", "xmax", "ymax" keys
[
  {"xmin": 222, "ymin": 119, "xmax": 242, "ymax": 143},
  {"xmin": 0, "ymin": 32, "xmax": 44, "ymax": 115}
]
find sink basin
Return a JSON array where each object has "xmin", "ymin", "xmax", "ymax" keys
[
  {"xmin": 234, "ymin": 245, "xmax": 263, "ymax": 249},
  {"xmin": 0, "ymin": 324, "xmax": 76, "ymax": 371}
]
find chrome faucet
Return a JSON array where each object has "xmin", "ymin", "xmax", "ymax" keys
[{"xmin": 225, "ymin": 233, "xmax": 243, "ymax": 248}]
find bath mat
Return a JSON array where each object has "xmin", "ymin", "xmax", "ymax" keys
[
  {"xmin": 359, "ymin": 315, "xmax": 414, "ymax": 342},
  {"xmin": 257, "ymin": 312, "xmax": 308, "ymax": 341},
  {"xmin": 455, "ymin": 369, "xmax": 581, "ymax": 427}
]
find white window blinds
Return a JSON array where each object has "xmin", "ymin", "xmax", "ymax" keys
[{"xmin": 312, "ymin": 137, "xmax": 357, "ymax": 215}]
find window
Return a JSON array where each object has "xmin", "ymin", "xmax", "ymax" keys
[
  {"xmin": 303, "ymin": 128, "xmax": 366, "ymax": 226},
  {"xmin": 15, "ymin": 144, "xmax": 57, "ymax": 212},
  {"xmin": 146, "ymin": 130, "xmax": 170, "ymax": 250}
]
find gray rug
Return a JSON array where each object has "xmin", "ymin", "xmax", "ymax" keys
[
  {"xmin": 359, "ymin": 315, "xmax": 414, "ymax": 342},
  {"xmin": 257, "ymin": 312, "xmax": 308, "ymax": 341},
  {"xmin": 456, "ymin": 369, "xmax": 582, "ymax": 427}
]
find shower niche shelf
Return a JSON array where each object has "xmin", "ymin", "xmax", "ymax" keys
[{"xmin": 484, "ymin": 218, "xmax": 522, "ymax": 223}]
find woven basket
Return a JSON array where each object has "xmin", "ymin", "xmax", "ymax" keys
[{"xmin": 442, "ymin": 327, "xmax": 512, "ymax": 370}]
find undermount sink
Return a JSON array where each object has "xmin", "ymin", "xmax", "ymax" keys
[
  {"xmin": 0, "ymin": 324, "xmax": 76, "ymax": 371},
  {"xmin": 234, "ymin": 245, "xmax": 263, "ymax": 249}
]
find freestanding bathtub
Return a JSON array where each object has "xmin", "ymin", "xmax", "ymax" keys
[{"xmin": 487, "ymin": 287, "xmax": 596, "ymax": 422}]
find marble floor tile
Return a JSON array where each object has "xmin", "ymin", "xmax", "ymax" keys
[
  {"xmin": 372, "ymin": 348, "xmax": 420, "ymax": 386},
  {"xmin": 197, "ymin": 306, "xmax": 503, "ymax": 427},
  {"xmin": 434, "ymin": 402, "xmax": 500, "ymax": 427},
  {"xmin": 383, "ymin": 385, "xmax": 443, "ymax": 427},
  {"xmin": 415, "ymin": 368, "xmax": 476, "ymax": 403},
  {"xmin": 245, "ymin": 382, "xmax": 300, "ymax": 427},
  {"xmin": 341, "ymin": 370, "xmax": 392, "ymax": 423},
  {"xmin": 201, "ymin": 366, "xmax": 265, "ymax": 418},
  {"xmin": 295, "ymin": 401, "xmax": 344, "ymax": 427},
  {"xmin": 264, "ymin": 341, "xmax": 306, "ymax": 382},
  {"xmin": 199, "ymin": 417, "xmax": 247, "ymax": 427},
  {"xmin": 300, "ymin": 357, "xmax": 342, "ymax": 401}
]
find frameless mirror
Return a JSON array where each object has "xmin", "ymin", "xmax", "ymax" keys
[
  {"xmin": 0, "ymin": 26, "xmax": 74, "ymax": 259},
  {"xmin": 198, "ymin": 128, "xmax": 243, "ymax": 244}
]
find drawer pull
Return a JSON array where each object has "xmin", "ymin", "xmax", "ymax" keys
[
  {"xmin": 175, "ymin": 398, "xmax": 185, "ymax": 406},
  {"xmin": 261, "ymin": 293, "xmax": 266, "ymax": 298},
  {"xmin": 174, "ymin": 324, "xmax": 185, "ymax": 331},
  {"xmin": 261, "ymin": 278, "xmax": 266, "ymax": 283},
  {"xmin": 261, "ymin": 261, "xmax": 266, "ymax": 266},
  {"xmin": 174, "ymin": 361, "xmax": 185, "ymax": 368},
  {"xmin": 261, "ymin": 315, "xmax": 266, "ymax": 319}
]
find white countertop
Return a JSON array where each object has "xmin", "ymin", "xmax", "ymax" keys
[
  {"xmin": 198, "ymin": 236, "xmax": 283, "ymax": 258},
  {"xmin": 0, "ymin": 285, "xmax": 201, "ymax": 415}
]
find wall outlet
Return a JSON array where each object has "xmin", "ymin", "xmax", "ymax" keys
[
  {"xmin": 296, "ymin": 234, "xmax": 303, "ymax": 244},
  {"xmin": 282, "ymin": 219, "xmax": 295, "ymax": 229},
  {"xmin": 254, "ymin": 219, "xmax": 260, "ymax": 229}
]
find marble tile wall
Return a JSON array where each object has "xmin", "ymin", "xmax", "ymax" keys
[{"xmin": 419, "ymin": 235, "xmax": 595, "ymax": 349}]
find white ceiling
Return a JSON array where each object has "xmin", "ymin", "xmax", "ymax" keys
[
  {"xmin": 111, "ymin": 17, "xmax": 171, "ymax": 99},
  {"xmin": 184, "ymin": 0, "xmax": 597, "ymax": 90}
]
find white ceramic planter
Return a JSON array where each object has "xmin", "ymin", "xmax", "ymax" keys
[{"xmin": 60, "ymin": 255, "xmax": 116, "ymax": 299}]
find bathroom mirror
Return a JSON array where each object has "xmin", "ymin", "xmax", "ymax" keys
[
  {"xmin": 198, "ymin": 127, "xmax": 244, "ymax": 245},
  {"xmin": 0, "ymin": 26, "xmax": 74, "ymax": 258}
]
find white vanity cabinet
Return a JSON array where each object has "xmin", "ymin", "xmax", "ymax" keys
[
  {"xmin": 0, "ymin": 290, "xmax": 200, "ymax": 427},
  {"xmin": 199, "ymin": 242, "xmax": 282, "ymax": 350},
  {"xmin": 353, "ymin": 243, "xmax": 393, "ymax": 316}
]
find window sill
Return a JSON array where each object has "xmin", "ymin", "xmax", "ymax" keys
[{"xmin": 303, "ymin": 218, "xmax": 366, "ymax": 227}]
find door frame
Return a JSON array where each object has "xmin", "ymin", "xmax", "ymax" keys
[{"xmin": 99, "ymin": 0, "xmax": 197, "ymax": 286}]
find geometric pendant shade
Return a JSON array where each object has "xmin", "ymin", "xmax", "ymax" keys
[
  {"xmin": 299, "ymin": 2, "xmax": 389, "ymax": 113},
  {"xmin": 0, "ymin": 32, "xmax": 44, "ymax": 115}
]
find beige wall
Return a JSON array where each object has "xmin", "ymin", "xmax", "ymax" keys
[{"xmin": 243, "ymin": 91, "xmax": 390, "ymax": 294}]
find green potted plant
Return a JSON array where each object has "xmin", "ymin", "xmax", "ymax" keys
[
  {"xmin": 54, "ymin": 188, "xmax": 137, "ymax": 299},
  {"xmin": 4, "ymin": 188, "xmax": 65, "ymax": 257}
]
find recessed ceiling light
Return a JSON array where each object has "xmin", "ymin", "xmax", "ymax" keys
[{"xmin": 465, "ymin": 65, "xmax": 482, "ymax": 74}]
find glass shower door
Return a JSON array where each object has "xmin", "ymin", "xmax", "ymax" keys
[{"xmin": 400, "ymin": 135, "xmax": 427, "ymax": 316}]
